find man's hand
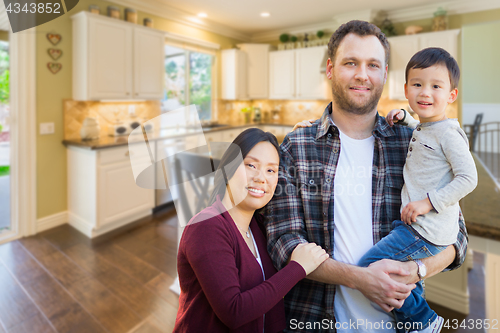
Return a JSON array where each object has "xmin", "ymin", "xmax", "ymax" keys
[
  {"xmin": 353, "ymin": 259, "xmax": 416, "ymax": 312},
  {"xmin": 292, "ymin": 119, "xmax": 316, "ymax": 132},
  {"xmin": 401, "ymin": 198, "xmax": 433, "ymax": 224},
  {"xmin": 386, "ymin": 109, "xmax": 405, "ymax": 126}
]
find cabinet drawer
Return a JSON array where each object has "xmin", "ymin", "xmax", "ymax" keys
[{"xmin": 99, "ymin": 144, "xmax": 150, "ymax": 166}]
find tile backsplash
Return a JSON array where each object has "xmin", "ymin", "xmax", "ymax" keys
[
  {"xmin": 63, "ymin": 100, "xmax": 161, "ymax": 140},
  {"xmin": 217, "ymin": 98, "xmax": 458, "ymax": 126}
]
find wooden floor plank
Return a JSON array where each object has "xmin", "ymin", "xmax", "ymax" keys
[
  {"xmin": 23, "ymin": 274, "xmax": 106, "ymax": 333},
  {"xmin": 131, "ymin": 319, "xmax": 164, "ymax": 333},
  {"xmin": 18, "ymin": 235, "xmax": 57, "ymax": 258},
  {"xmin": 64, "ymin": 243, "xmax": 158, "ymax": 318},
  {"xmin": 8, "ymin": 313, "xmax": 56, "ymax": 333},
  {"xmin": 0, "ymin": 241, "xmax": 47, "ymax": 285},
  {"xmin": 146, "ymin": 273, "xmax": 179, "ymax": 308},
  {"xmin": 36, "ymin": 251, "xmax": 89, "ymax": 287},
  {"xmin": 67, "ymin": 275, "xmax": 142, "ymax": 333},
  {"xmin": 0, "ymin": 264, "xmax": 41, "ymax": 329},
  {"xmin": 114, "ymin": 236, "xmax": 177, "ymax": 277},
  {"xmin": 40, "ymin": 224, "xmax": 90, "ymax": 250},
  {"xmin": 95, "ymin": 244, "xmax": 162, "ymax": 284},
  {"xmin": 63, "ymin": 243, "xmax": 113, "ymax": 278}
]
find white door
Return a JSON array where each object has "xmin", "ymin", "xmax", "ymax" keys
[
  {"xmin": 134, "ymin": 27, "xmax": 165, "ymax": 99},
  {"xmin": 269, "ymin": 50, "xmax": 295, "ymax": 99},
  {"xmin": 88, "ymin": 18, "xmax": 133, "ymax": 99},
  {"xmin": 295, "ymin": 46, "xmax": 329, "ymax": 100}
]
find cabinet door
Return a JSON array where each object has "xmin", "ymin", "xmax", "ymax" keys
[
  {"xmin": 241, "ymin": 44, "xmax": 270, "ymax": 99},
  {"xmin": 98, "ymin": 161, "xmax": 154, "ymax": 227},
  {"xmin": 134, "ymin": 27, "xmax": 165, "ymax": 99},
  {"xmin": 222, "ymin": 49, "xmax": 247, "ymax": 100},
  {"xmin": 295, "ymin": 46, "xmax": 329, "ymax": 99},
  {"xmin": 88, "ymin": 17, "xmax": 133, "ymax": 99},
  {"xmin": 388, "ymin": 36, "xmax": 419, "ymax": 100},
  {"xmin": 419, "ymin": 30, "xmax": 459, "ymax": 58},
  {"xmin": 269, "ymin": 50, "xmax": 295, "ymax": 99}
]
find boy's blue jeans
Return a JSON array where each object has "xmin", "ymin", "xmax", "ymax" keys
[{"xmin": 358, "ymin": 220, "xmax": 447, "ymax": 331}]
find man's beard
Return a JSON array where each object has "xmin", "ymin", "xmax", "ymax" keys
[{"xmin": 331, "ymin": 76, "xmax": 383, "ymax": 115}]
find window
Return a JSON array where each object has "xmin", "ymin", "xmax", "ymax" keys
[{"xmin": 163, "ymin": 45, "xmax": 214, "ymax": 121}]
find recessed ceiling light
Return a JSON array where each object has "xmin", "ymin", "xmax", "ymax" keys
[
  {"xmin": 198, "ymin": 13, "xmax": 207, "ymax": 18},
  {"xmin": 260, "ymin": 12, "xmax": 270, "ymax": 17}
]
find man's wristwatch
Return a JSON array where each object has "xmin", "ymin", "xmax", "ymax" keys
[{"xmin": 414, "ymin": 259, "xmax": 427, "ymax": 281}]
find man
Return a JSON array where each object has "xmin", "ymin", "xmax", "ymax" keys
[{"xmin": 265, "ymin": 20, "xmax": 467, "ymax": 333}]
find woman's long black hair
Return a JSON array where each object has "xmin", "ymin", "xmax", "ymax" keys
[{"xmin": 208, "ymin": 128, "xmax": 279, "ymax": 205}]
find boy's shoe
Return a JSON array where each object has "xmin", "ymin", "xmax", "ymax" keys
[{"xmin": 410, "ymin": 316, "xmax": 444, "ymax": 333}]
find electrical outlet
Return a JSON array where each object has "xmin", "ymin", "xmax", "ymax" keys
[{"xmin": 40, "ymin": 122, "xmax": 55, "ymax": 135}]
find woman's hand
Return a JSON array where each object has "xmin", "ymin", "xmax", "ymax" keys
[
  {"xmin": 386, "ymin": 109, "xmax": 405, "ymax": 126},
  {"xmin": 290, "ymin": 242, "xmax": 329, "ymax": 275},
  {"xmin": 401, "ymin": 198, "xmax": 433, "ymax": 224},
  {"xmin": 292, "ymin": 119, "xmax": 316, "ymax": 132}
]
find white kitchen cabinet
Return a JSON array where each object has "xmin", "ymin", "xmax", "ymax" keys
[
  {"xmin": 133, "ymin": 28, "xmax": 166, "ymax": 99},
  {"xmin": 238, "ymin": 44, "xmax": 273, "ymax": 99},
  {"xmin": 67, "ymin": 145, "xmax": 154, "ymax": 238},
  {"xmin": 221, "ymin": 49, "xmax": 247, "ymax": 100},
  {"xmin": 221, "ymin": 44, "xmax": 273, "ymax": 100},
  {"xmin": 269, "ymin": 46, "xmax": 329, "ymax": 100},
  {"xmin": 72, "ymin": 11, "xmax": 165, "ymax": 100},
  {"xmin": 388, "ymin": 30, "xmax": 459, "ymax": 100},
  {"xmin": 269, "ymin": 49, "xmax": 295, "ymax": 99}
]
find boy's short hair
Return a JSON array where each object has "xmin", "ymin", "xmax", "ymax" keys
[
  {"xmin": 328, "ymin": 20, "xmax": 390, "ymax": 65},
  {"xmin": 405, "ymin": 47, "xmax": 460, "ymax": 90}
]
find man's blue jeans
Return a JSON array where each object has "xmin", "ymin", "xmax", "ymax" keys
[{"xmin": 358, "ymin": 220, "xmax": 447, "ymax": 331}]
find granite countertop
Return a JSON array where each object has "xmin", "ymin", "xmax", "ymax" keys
[{"xmin": 63, "ymin": 123, "xmax": 294, "ymax": 150}]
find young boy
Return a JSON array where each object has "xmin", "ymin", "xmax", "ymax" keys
[{"xmin": 357, "ymin": 47, "xmax": 477, "ymax": 333}]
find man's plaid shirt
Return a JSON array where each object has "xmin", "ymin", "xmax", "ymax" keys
[{"xmin": 264, "ymin": 103, "xmax": 468, "ymax": 332}]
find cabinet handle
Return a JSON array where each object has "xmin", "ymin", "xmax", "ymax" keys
[
  {"xmin": 126, "ymin": 92, "xmax": 130, "ymax": 96},
  {"xmin": 125, "ymin": 150, "xmax": 130, "ymax": 156}
]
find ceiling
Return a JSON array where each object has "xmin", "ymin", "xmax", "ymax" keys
[{"xmin": 157, "ymin": 0, "xmax": 441, "ymax": 34}]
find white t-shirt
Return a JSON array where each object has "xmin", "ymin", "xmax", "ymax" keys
[{"xmin": 333, "ymin": 130, "xmax": 396, "ymax": 332}]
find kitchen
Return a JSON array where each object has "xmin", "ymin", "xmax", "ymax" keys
[{"xmin": 0, "ymin": 0, "xmax": 500, "ymax": 332}]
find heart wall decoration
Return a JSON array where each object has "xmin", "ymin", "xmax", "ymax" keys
[
  {"xmin": 47, "ymin": 33, "xmax": 62, "ymax": 45},
  {"xmin": 47, "ymin": 62, "xmax": 62, "ymax": 74},
  {"xmin": 48, "ymin": 49, "xmax": 62, "ymax": 61}
]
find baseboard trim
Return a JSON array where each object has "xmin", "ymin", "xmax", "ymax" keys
[
  {"xmin": 37, "ymin": 211, "xmax": 68, "ymax": 233},
  {"xmin": 68, "ymin": 210, "xmax": 152, "ymax": 238},
  {"xmin": 68, "ymin": 211, "xmax": 94, "ymax": 237},
  {"xmin": 426, "ymin": 281, "xmax": 470, "ymax": 314}
]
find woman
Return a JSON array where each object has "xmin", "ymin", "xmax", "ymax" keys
[{"xmin": 173, "ymin": 128, "xmax": 328, "ymax": 333}]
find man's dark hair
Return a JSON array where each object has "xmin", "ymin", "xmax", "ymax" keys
[
  {"xmin": 405, "ymin": 47, "xmax": 460, "ymax": 90},
  {"xmin": 327, "ymin": 20, "xmax": 390, "ymax": 65}
]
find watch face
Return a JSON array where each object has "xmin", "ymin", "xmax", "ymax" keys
[{"xmin": 420, "ymin": 264, "xmax": 427, "ymax": 277}]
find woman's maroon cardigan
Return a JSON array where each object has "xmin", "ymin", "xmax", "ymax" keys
[{"xmin": 173, "ymin": 198, "xmax": 306, "ymax": 332}]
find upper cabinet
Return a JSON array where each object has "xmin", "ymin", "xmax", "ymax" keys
[
  {"xmin": 72, "ymin": 12, "xmax": 165, "ymax": 101},
  {"xmin": 388, "ymin": 29, "xmax": 459, "ymax": 100},
  {"xmin": 269, "ymin": 46, "xmax": 329, "ymax": 100},
  {"xmin": 221, "ymin": 44, "xmax": 273, "ymax": 100}
]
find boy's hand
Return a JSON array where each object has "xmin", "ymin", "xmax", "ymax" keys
[
  {"xmin": 401, "ymin": 198, "xmax": 433, "ymax": 224},
  {"xmin": 386, "ymin": 109, "xmax": 405, "ymax": 126},
  {"xmin": 292, "ymin": 119, "xmax": 316, "ymax": 132}
]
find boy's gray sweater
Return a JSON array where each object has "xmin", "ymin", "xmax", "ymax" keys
[{"xmin": 400, "ymin": 115, "xmax": 477, "ymax": 245}]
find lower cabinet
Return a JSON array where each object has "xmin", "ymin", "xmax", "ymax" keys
[{"xmin": 67, "ymin": 145, "xmax": 154, "ymax": 238}]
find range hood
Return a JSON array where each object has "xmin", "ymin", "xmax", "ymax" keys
[{"xmin": 320, "ymin": 49, "xmax": 329, "ymax": 73}]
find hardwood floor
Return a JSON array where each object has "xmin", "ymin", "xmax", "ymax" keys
[
  {"xmin": 0, "ymin": 206, "xmax": 179, "ymax": 333},
  {"xmin": 0, "ymin": 205, "xmax": 489, "ymax": 332}
]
